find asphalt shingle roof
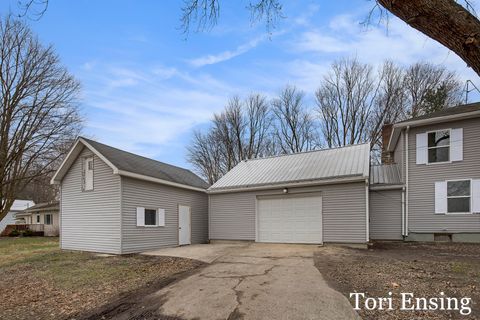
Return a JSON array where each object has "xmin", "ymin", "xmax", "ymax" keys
[
  {"xmin": 397, "ymin": 102, "xmax": 480, "ymax": 124},
  {"xmin": 209, "ymin": 143, "xmax": 370, "ymax": 191},
  {"xmin": 82, "ymin": 138, "xmax": 209, "ymax": 190}
]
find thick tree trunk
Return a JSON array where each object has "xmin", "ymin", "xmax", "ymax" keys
[{"xmin": 378, "ymin": 0, "xmax": 480, "ymax": 77}]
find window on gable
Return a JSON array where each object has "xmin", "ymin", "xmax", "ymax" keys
[
  {"xmin": 447, "ymin": 180, "xmax": 471, "ymax": 213},
  {"xmin": 144, "ymin": 209, "xmax": 157, "ymax": 226},
  {"xmin": 83, "ymin": 157, "xmax": 94, "ymax": 191},
  {"xmin": 428, "ymin": 130, "xmax": 450, "ymax": 163}
]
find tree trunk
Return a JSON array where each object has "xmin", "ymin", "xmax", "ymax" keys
[{"xmin": 378, "ymin": 0, "xmax": 480, "ymax": 77}]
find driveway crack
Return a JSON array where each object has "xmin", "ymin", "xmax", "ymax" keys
[{"xmin": 226, "ymin": 265, "xmax": 276, "ymax": 320}]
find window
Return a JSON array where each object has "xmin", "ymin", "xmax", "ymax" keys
[
  {"xmin": 144, "ymin": 209, "xmax": 157, "ymax": 226},
  {"xmin": 45, "ymin": 214, "xmax": 52, "ymax": 225},
  {"xmin": 83, "ymin": 157, "xmax": 94, "ymax": 191},
  {"xmin": 36, "ymin": 215, "xmax": 40, "ymax": 223},
  {"xmin": 428, "ymin": 130, "xmax": 450, "ymax": 163},
  {"xmin": 447, "ymin": 180, "xmax": 471, "ymax": 213}
]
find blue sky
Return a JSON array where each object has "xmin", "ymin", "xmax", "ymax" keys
[{"xmin": 1, "ymin": 1, "xmax": 479, "ymax": 170}]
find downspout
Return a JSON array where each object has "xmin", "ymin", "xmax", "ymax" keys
[
  {"xmin": 401, "ymin": 186, "xmax": 405, "ymax": 236},
  {"xmin": 365, "ymin": 178, "xmax": 370, "ymax": 243},
  {"xmin": 405, "ymin": 126, "xmax": 410, "ymax": 238}
]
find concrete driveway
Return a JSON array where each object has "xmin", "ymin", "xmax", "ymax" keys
[{"xmin": 144, "ymin": 243, "xmax": 359, "ymax": 320}]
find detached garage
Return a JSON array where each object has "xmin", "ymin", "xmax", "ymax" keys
[{"xmin": 208, "ymin": 144, "xmax": 371, "ymax": 244}]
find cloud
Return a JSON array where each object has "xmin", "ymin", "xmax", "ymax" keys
[
  {"xmin": 286, "ymin": 12, "xmax": 478, "ymax": 92},
  {"xmin": 188, "ymin": 35, "xmax": 268, "ymax": 67}
]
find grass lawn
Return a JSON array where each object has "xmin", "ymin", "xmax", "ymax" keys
[
  {"xmin": 0, "ymin": 237, "xmax": 202, "ymax": 320},
  {"xmin": 315, "ymin": 242, "xmax": 480, "ymax": 320}
]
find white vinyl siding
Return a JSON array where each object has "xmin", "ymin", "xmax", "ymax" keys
[
  {"xmin": 61, "ymin": 148, "xmax": 121, "ymax": 254},
  {"xmin": 370, "ymin": 189, "xmax": 403, "ymax": 240}
]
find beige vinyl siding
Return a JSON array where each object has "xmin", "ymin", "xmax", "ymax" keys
[
  {"xmin": 370, "ymin": 189, "xmax": 403, "ymax": 240},
  {"xmin": 209, "ymin": 182, "xmax": 367, "ymax": 243},
  {"xmin": 61, "ymin": 148, "xmax": 121, "ymax": 254},
  {"xmin": 408, "ymin": 118, "xmax": 480, "ymax": 233},
  {"xmin": 121, "ymin": 177, "xmax": 208, "ymax": 254}
]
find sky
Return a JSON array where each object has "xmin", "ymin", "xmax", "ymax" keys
[{"xmin": 1, "ymin": 0, "xmax": 479, "ymax": 170}]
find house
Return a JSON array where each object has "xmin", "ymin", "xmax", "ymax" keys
[
  {"xmin": 53, "ymin": 102, "xmax": 480, "ymax": 254},
  {"xmin": 0, "ymin": 200, "xmax": 35, "ymax": 234},
  {"xmin": 384, "ymin": 102, "xmax": 480, "ymax": 242},
  {"xmin": 15, "ymin": 201, "xmax": 60, "ymax": 236},
  {"xmin": 208, "ymin": 102, "xmax": 480, "ymax": 244},
  {"xmin": 51, "ymin": 137, "xmax": 209, "ymax": 254},
  {"xmin": 208, "ymin": 143, "xmax": 371, "ymax": 244}
]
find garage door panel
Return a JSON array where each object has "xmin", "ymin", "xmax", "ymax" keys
[{"xmin": 257, "ymin": 195, "xmax": 322, "ymax": 244}]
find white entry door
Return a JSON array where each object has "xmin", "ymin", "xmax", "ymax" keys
[
  {"xmin": 257, "ymin": 195, "xmax": 322, "ymax": 244},
  {"xmin": 178, "ymin": 205, "xmax": 191, "ymax": 245}
]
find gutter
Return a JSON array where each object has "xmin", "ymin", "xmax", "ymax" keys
[
  {"xmin": 208, "ymin": 175, "xmax": 366, "ymax": 194},
  {"xmin": 369, "ymin": 184, "xmax": 404, "ymax": 191},
  {"xmin": 388, "ymin": 110, "xmax": 480, "ymax": 152},
  {"xmin": 116, "ymin": 170, "xmax": 207, "ymax": 193},
  {"xmin": 365, "ymin": 178, "xmax": 370, "ymax": 242}
]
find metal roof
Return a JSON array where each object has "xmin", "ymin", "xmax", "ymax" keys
[
  {"xmin": 369, "ymin": 164, "xmax": 403, "ymax": 186},
  {"xmin": 209, "ymin": 143, "xmax": 370, "ymax": 192}
]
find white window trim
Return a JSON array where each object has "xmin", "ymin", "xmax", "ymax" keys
[
  {"xmin": 83, "ymin": 156, "xmax": 94, "ymax": 191},
  {"xmin": 139, "ymin": 208, "xmax": 164, "ymax": 227},
  {"xmin": 426, "ymin": 128, "xmax": 451, "ymax": 165},
  {"xmin": 446, "ymin": 179, "xmax": 472, "ymax": 215}
]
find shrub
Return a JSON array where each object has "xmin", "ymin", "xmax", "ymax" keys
[
  {"xmin": 8, "ymin": 229, "xmax": 20, "ymax": 237},
  {"xmin": 22, "ymin": 229, "xmax": 34, "ymax": 237}
]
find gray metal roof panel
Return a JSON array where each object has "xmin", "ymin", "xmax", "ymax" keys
[
  {"xmin": 209, "ymin": 143, "xmax": 371, "ymax": 191},
  {"xmin": 82, "ymin": 138, "xmax": 209, "ymax": 190},
  {"xmin": 369, "ymin": 164, "xmax": 403, "ymax": 185}
]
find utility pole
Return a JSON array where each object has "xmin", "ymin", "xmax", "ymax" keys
[{"xmin": 464, "ymin": 80, "xmax": 480, "ymax": 104}]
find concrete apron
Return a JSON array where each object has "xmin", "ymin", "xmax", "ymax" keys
[{"xmin": 147, "ymin": 243, "xmax": 359, "ymax": 320}]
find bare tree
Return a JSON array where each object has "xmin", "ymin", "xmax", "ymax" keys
[
  {"xmin": 0, "ymin": 16, "xmax": 82, "ymax": 221},
  {"xmin": 272, "ymin": 86, "xmax": 318, "ymax": 153},
  {"xmin": 316, "ymin": 58, "xmax": 380, "ymax": 148},
  {"xmin": 188, "ymin": 93, "xmax": 272, "ymax": 183},
  {"xmin": 404, "ymin": 62, "xmax": 463, "ymax": 117}
]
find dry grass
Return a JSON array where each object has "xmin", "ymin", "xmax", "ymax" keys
[{"xmin": 0, "ymin": 237, "xmax": 202, "ymax": 320}]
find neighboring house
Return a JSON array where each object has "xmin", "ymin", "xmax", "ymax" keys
[
  {"xmin": 0, "ymin": 200, "xmax": 35, "ymax": 234},
  {"xmin": 385, "ymin": 102, "xmax": 480, "ymax": 242},
  {"xmin": 51, "ymin": 137, "xmax": 209, "ymax": 254},
  {"xmin": 15, "ymin": 202, "xmax": 60, "ymax": 236},
  {"xmin": 208, "ymin": 144, "xmax": 371, "ymax": 244}
]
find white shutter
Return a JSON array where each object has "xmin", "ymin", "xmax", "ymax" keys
[
  {"xmin": 472, "ymin": 180, "xmax": 480, "ymax": 213},
  {"xmin": 435, "ymin": 181, "xmax": 447, "ymax": 214},
  {"xmin": 157, "ymin": 208, "xmax": 165, "ymax": 226},
  {"xmin": 136, "ymin": 207, "xmax": 145, "ymax": 226},
  {"xmin": 450, "ymin": 128, "xmax": 463, "ymax": 162},
  {"xmin": 416, "ymin": 133, "xmax": 428, "ymax": 164}
]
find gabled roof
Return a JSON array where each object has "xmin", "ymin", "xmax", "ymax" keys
[
  {"xmin": 20, "ymin": 201, "xmax": 59, "ymax": 214},
  {"xmin": 369, "ymin": 164, "xmax": 403, "ymax": 186},
  {"xmin": 51, "ymin": 137, "xmax": 209, "ymax": 192},
  {"xmin": 209, "ymin": 143, "xmax": 370, "ymax": 193},
  {"xmin": 388, "ymin": 102, "xmax": 480, "ymax": 152},
  {"xmin": 10, "ymin": 200, "xmax": 35, "ymax": 212}
]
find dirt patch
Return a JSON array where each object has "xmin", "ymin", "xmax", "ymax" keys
[
  {"xmin": 314, "ymin": 242, "xmax": 480, "ymax": 320},
  {"xmin": 0, "ymin": 237, "xmax": 203, "ymax": 320}
]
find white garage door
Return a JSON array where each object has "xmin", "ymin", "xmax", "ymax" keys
[{"xmin": 257, "ymin": 195, "xmax": 322, "ymax": 244}]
